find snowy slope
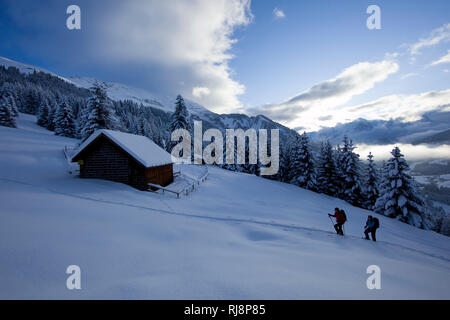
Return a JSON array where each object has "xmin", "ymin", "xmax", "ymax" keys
[
  {"xmin": 68, "ymin": 77, "xmax": 293, "ymax": 136},
  {"xmin": 0, "ymin": 114, "xmax": 449, "ymax": 299},
  {"xmin": 0, "ymin": 56, "xmax": 74, "ymax": 84},
  {"xmin": 0, "ymin": 57, "xmax": 294, "ymax": 137},
  {"xmin": 69, "ymin": 76, "xmax": 212, "ymax": 117}
]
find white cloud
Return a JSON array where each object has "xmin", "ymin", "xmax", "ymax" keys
[
  {"xmin": 247, "ymin": 60, "xmax": 399, "ymax": 130},
  {"xmin": 409, "ymin": 23, "xmax": 450, "ymax": 55},
  {"xmin": 401, "ymin": 72, "xmax": 418, "ymax": 79},
  {"xmin": 95, "ymin": 0, "xmax": 252, "ymax": 113},
  {"xmin": 430, "ymin": 49, "xmax": 450, "ymax": 66},
  {"xmin": 246, "ymin": 23, "xmax": 450, "ymax": 133},
  {"xmin": 273, "ymin": 8, "xmax": 285, "ymax": 19},
  {"xmin": 384, "ymin": 52, "xmax": 400, "ymax": 60},
  {"xmin": 192, "ymin": 86, "xmax": 211, "ymax": 98},
  {"xmin": 345, "ymin": 90, "xmax": 450, "ymax": 123}
]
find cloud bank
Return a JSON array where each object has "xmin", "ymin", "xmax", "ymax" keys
[
  {"xmin": 97, "ymin": 0, "xmax": 252, "ymax": 113},
  {"xmin": 309, "ymin": 110, "xmax": 450, "ymax": 145},
  {"xmin": 346, "ymin": 90, "xmax": 450, "ymax": 123},
  {"xmin": 247, "ymin": 60, "xmax": 399, "ymax": 130},
  {"xmin": 2, "ymin": 0, "xmax": 252, "ymax": 114}
]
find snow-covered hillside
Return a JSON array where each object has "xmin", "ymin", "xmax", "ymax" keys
[
  {"xmin": 0, "ymin": 57, "xmax": 294, "ymax": 137},
  {"xmin": 0, "ymin": 56, "xmax": 74, "ymax": 84},
  {"xmin": 0, "ymin": 114, "xmax": 449, "ymax": 299},
  {"xmin": 68, "ymin": 77, "xmax": 294, "ymax": 136},
  {"xmin": 69, "ymin": 76, "xmax": 212, "ymax": 117}
]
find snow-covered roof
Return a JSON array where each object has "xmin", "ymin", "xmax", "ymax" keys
[{"xmin": 71, "ymin": 129, "xmax": 173, "ymax": 168}]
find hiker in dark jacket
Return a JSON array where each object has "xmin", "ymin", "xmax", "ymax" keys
[
  {"xmin": 328, "ymin": 208, "xmax": 346, "ymax": 235},
  {"xmin": 364, "ymin": 215, "xmax": 379, "ymax": 241}
]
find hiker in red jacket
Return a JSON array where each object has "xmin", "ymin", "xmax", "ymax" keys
[{"xmin": 328, "ymin": 208, "xmax": 347, "ymax": 235}]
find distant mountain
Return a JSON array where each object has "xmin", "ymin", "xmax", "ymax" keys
[
  {"xmin": 412, "ymin": 129, "xmax": 450, "ymax": 145},
  {"xmin": 309, "ymin": 111, "xmax": 450, "ymax": 146},
  {"xmin": 69, "ymin": 77, "xmax": 296, "ymax": 137},
  {"xmin": 410, "ymin": 159, "xmax": 450, "ymax": 209},
  {"xmin": 0, "ymin": 57, "xmax": 295, "ymax": 139}
]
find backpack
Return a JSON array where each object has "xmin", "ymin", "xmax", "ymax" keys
[
  {"xmin": 340, "ymin": 210, "xmax": 347, "ymax": 223},
  {"xmin": 373, "ymin": 217, "xmax": 380, "ymax": 229}
]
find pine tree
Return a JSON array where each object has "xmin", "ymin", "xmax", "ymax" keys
[
  {"xmin": 46, "ymin": 103, "xmax": 57, "ymax": 131},
  {"xmin": 0, "ymin": 99, "xmax": 17, "ymax": 128},
  {"xmin": 37, "ymin": 101, "xmax": 50, "ymax": 127},
  {"xmin": 333, "ymin": 144, "xmax": 346, "ymax": 199},
  {"xmin": 81, "ymin": 82, "xmax": 114, "ymax": 140},
  {"xmin": 290, "ymin": 132, "xmax": 317, "ymax": 191},
  {"xmin": 276, "ymin": 137, "xmax": 294, "ymax": 182},
  {"xmin": 375, "ymin": 146, "xmax": 425, "ymax": 227},
  {"xmin": 422, "ymin": 199, "xmax": 446, "ymax": 232},
  {"xmin": 23, "ymin": 88, "xmax": 39, "ymax": 114},
  {"xmin": 317, "ymin": 140, "xmax": 338, "ymax": 196},
  {"xmin": 167, "ymin": 94, "xmax": 191, "ymax": 154},
  {"xmin": 338, "ymin": 136, "xmax": 364, "ymax": 207},
  {"xmin": 168, "ymin": 95, "xmax": 191, "ymax": 132},
  {"xmin": 137, "ymin": 108, "xmax": 153, "ymax": 139},
  {"xmin": 0, "ymin": 83, "xmax": 19, "ymax": 117},
  {"xmin": 54, "ymin": 101, "xmax": 75, "ymax": 137},
  {"xmin": 364, "ymin": 152, "xmax": 379, "ymax": 210},
  {"xmin": 76, "ymin": 105, "xmax": 89, "ymax": 139}
]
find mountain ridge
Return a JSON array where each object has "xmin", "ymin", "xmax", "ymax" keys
[{"xmin": 0, "ymin": 56, "xmax": 296, "ymax": 137}]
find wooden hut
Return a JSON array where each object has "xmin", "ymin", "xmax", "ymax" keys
[{"xmin": 71, "ymin": 129, "xmax": 173, "ymax": 190}]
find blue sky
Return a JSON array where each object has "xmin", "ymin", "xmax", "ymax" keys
[
  {"xmin": 232, "ymin": 0, "xmax": 450, "ymax": 106},
  {"xmin": 0, "ymin": 0, "xmax": 449, "ymax": 131}
]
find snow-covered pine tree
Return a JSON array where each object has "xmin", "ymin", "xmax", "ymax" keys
[
  {"xmin": 23, "ymin": 87, "xmax": 40, "ymax": 115},
  {"xmin": 81, "ymin": 82, "xmax": 115, "ymax": 140},
  {"xmin": 338, "ymin": 136, "xmax": 364, "ymax": 207},
  {"xmin": 0, "ymin": 99, "xmax": 17, "ymax": 128},
  {"xmin": 166, "ymin": 94, "xmax": 191, "ymax": 155},
  {"xmin": 0, "ymin": 83, "xmax": 19, "ymax": 117},
  {"xmin": 46, "ymin": 103, "xmax": 56, "ymax": 131},
  {"xmin": 136, "ymin": 108, "xmax": 153, "ymax": 139},
  {"xmin": 375, "ymin": 146, "xmax": 426, "ymax": 227},
  {"xmin": 290, "ymin": 132, "xmax": 317, "ymax": 191},
  {"xmin": 333, "ymin": 144, "xmax": 346, "ymax": 199},
  {"xmin": 74, "ymin": 103, "xmax": 86, "ymax": 139},
  {"xmin": 275, "ymin": 137, "xmax": 294, "ymax": 182},
  {"xmin": 316, "ymin": 140, "xmax": 338, "ymax": 196},
  {"xmin": 422, "ymin": 199, "xmax": 446, "ymax": 233},
  {"xmin": 77, "ymin": 104, "xmax": 90, "ymax": 138},
  {"xmin": 364, "ymin": 152, "xmax": 379, "ymax": 210},
  {"xmin": 37, "ymin": 100, "xmax": 50, "ymax": 127},
  {"xmin": 153, "ymin": 129, "xmax": 166, "ymax": 150},
  {"xmin": 168, "ymin": 95, "xmax": 191, "ymax": 132},
  {"xmin": 54, "ymin": 101, "xmax": 75, "ymax": 137}
]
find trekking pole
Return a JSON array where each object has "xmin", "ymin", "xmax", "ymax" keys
[{"xmin": 328, "ymin": 215, "xmax": 335, "ymax": 232}]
